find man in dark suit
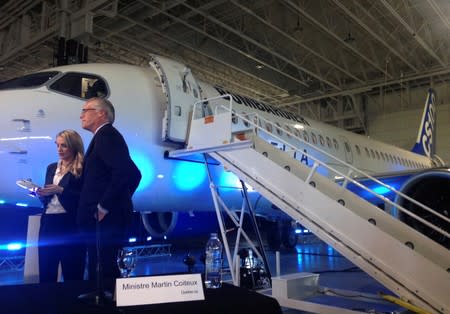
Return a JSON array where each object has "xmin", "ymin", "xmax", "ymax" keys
[{"xmin": 78, "ymin": 97, "xmax": 141, "ymax": 283}]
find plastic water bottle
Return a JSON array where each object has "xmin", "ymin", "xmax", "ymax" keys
[{"xmin": 204, "ymin": 233, "xmax": 222, "ymax": 289}]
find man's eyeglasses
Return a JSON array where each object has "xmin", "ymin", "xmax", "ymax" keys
[{"xmin": 81, "ymin": 108, "xmax": 97, "ymax": 113}]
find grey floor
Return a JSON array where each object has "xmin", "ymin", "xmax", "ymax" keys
[{"xmin": 0, "ymin": 234, "xmax": 404, "ymax": 314}]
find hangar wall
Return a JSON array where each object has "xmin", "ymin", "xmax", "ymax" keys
[{"xmin": 366, "ymin": 86, "xmax": 450, "ymax": 164}]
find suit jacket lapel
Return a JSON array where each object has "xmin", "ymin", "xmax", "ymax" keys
[
  {"xmin": 59, "ymin": 172, "xmax": 71, "ymax": 188},
  {"xmin": 84, "ymin": 132, "xmax": 98, "ymax": 158},
  {"xmin": 84, "ymin": 124, "xmax": 111, "ymax": 158}
]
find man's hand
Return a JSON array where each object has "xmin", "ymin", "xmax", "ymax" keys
[{"xmin": 96, "ymin": 204, "xmax": 109, "ymax": 221}]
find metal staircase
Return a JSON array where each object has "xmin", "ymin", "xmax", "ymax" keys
[{"xmin": 169, "ymin": 95, "xmax": 450, "ymax": 314}]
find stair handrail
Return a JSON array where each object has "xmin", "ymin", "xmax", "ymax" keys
[{"xmin": 194, "ymin": 95, "xmax": 450, "ymax": 241}]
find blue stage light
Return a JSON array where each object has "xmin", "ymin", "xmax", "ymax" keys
[
  {"xmin": 15, "ymin": 203, "xmax": 28, "ymax": 207},
  {"xmin": 128, "ymin": 237, "xmax": 137, "ymax": 243},
  {"xmin": 173, "ymin": 162, "xmax": 206, "ymax": 191},
  {"xmin": 130, "ymin": 151, "xmax": 154, "ymax": 192},
  {"xmin": 0, "ymin": 199, "xmax": 5, "ymax": 204},
  {"xmin": 7, "ymin": 243, "xmax": 23, "ymax": 250},
  {"xmin": 146, "ymin": 236, "xmax": 152, "ymax": 241},
  {"xmin": 6, "ymin": 243, "xmax": 23, "ymax": 251},
  {"xmin": 372, "ymin": 186, "xmax": 391, "ymax": 195}
]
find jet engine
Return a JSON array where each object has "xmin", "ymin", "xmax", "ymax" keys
[
  {"xmin": 395, "ymin": 168, "xmax": 450, "ymax": 248},
  {"xmin": 141, "ymin": 212, "xmax": 178, "ymax": 239}
]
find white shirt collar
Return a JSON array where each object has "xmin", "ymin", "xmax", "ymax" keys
[{"xmin": 94, "ymin": 123, "xmax": 109, "ymax": 134}]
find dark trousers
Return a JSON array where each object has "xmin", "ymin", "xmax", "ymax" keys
[
  {"xmin": 79, "ymin": 214, "xmax": 124, "ymax": 286},
  {"xmin": 38, "ymin": 213, "xmax": 85, "ymax": 283}
]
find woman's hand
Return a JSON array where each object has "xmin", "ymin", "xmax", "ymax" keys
[{"xmin": 36, "ymin": 184, "xmax": 63, "ymax": 197}]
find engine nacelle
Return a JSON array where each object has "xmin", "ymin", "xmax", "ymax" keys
[
  {"xmin": 395, "ymin": 168, "xmax": 450, "ymax": 248},
  {"xmin": 140, "ymin": 211, "xmax": 219, "ymax": 240}
]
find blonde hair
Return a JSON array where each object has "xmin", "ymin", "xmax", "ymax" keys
[{"xmin": 56, "ymin": 129, "xmax": 84, "ymax": 178}]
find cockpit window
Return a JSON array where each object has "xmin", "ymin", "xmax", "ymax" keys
[
  {"xmin": 49, "ymin": 72, "xmax": 108, "ymax": 99},
  {"xmin": 0, "ymin": 71, "xmax": 59, "ymax": 90}
]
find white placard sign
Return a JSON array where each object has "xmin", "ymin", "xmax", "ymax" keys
[{"xmin": 116, "ymin": 273, "xmax": 205, "ymax": 307}]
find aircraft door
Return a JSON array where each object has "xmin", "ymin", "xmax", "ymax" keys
[
  {"xmin": 149, "ymin": 55, "xmax": 202, "ymax": 143},
  {"xmin": 339, "ymin": 135, "xmax": 353, "ymax": 164}
]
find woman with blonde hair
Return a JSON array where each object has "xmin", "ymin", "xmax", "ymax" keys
[{"xmin": 36, "ymin": 129, "xmax": 85, "ymax": 282}]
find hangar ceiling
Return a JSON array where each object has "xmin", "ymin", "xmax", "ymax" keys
[{"xmin": 0, "ymin": 0, "xmax": 449, "ymax": 132}]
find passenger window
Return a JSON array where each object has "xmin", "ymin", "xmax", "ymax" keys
[
  {"xmin": 389, "ymin": 154, "xmax": 394, "ymax": 163},
  {"xmin": 302, "ymin": 130, "xmax": 309, "ymax": 142},
  {"xmin": 370, "ymin": 149, "xmax": 375, "ymax": 159},
  {"xmin": 265, "ymin": 122, "xmax": 273, "ymax": 133},
  {"xmin": 243, "ymin": 114, "xmax": 250, "ymax": 127},
  {"xmin": 231, "ymin": 112, "xmax": 238, "ymax": 124},
  {"xmin": 284, "ymin": 125, "xmax": 292, "ymax": 138},
  {"xmin": 319, "ymin": 135, "xmax": 325, "ymax": 146},
  {"xmin": 275, "ymin": 122, "xmax": 283, "ymax": 136},
  {"xmin": 375, "ymin": 151, "xmax": 380, "ymax": 160},
  {"xmin": 344, "ymin": 142, "xmax": 351, "ymax": 153},
  {"xmin": 311, "ymin": 132, "xmax": 317, "ymax": 144},
  {"xmin": 364, "ymin": 147, "xmax": 370, "ymax": 157},
  {"xmin": 333, "ymin": 138, "xmax": 339, "ymax": 150},
  {"xmin": 50, "ymin": 72, "xmax": 108, "ymax": 99},
  {"xmin": 380, "ymin": 152, "xmax": 386, "ymax": 161},
  {"xmin": 252, "ymin": 115, "xmax": 257, "ymax": 125},
  {"xmin": 355, "ymin": 145, "xmax": 361, "ymax": 155},
  {"xmin": 326, "ymin": 137, "xmax": 332, "ymax": 148}
]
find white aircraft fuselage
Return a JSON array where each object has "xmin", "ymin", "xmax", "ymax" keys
[{"xmin": 0, "ymin": 56, "xmax": 447, "ymax": 243}]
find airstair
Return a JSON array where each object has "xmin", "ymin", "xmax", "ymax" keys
[{"xmin": 169, "ymin": 95, "xmax": 450, "ymax": 314}]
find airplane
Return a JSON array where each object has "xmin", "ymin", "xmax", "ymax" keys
[{"xmin": 0, "ymin": 55, "xmax": 448, "ymax": 250}]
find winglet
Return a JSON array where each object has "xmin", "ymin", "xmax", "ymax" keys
[{"xmin": 411, "ymin": 88, "xmax": 435, "ymax": 158}]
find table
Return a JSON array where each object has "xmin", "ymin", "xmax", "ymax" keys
[{"xmin": 0, "ymin": 280, "xmax": 281, "ymax": 314}]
